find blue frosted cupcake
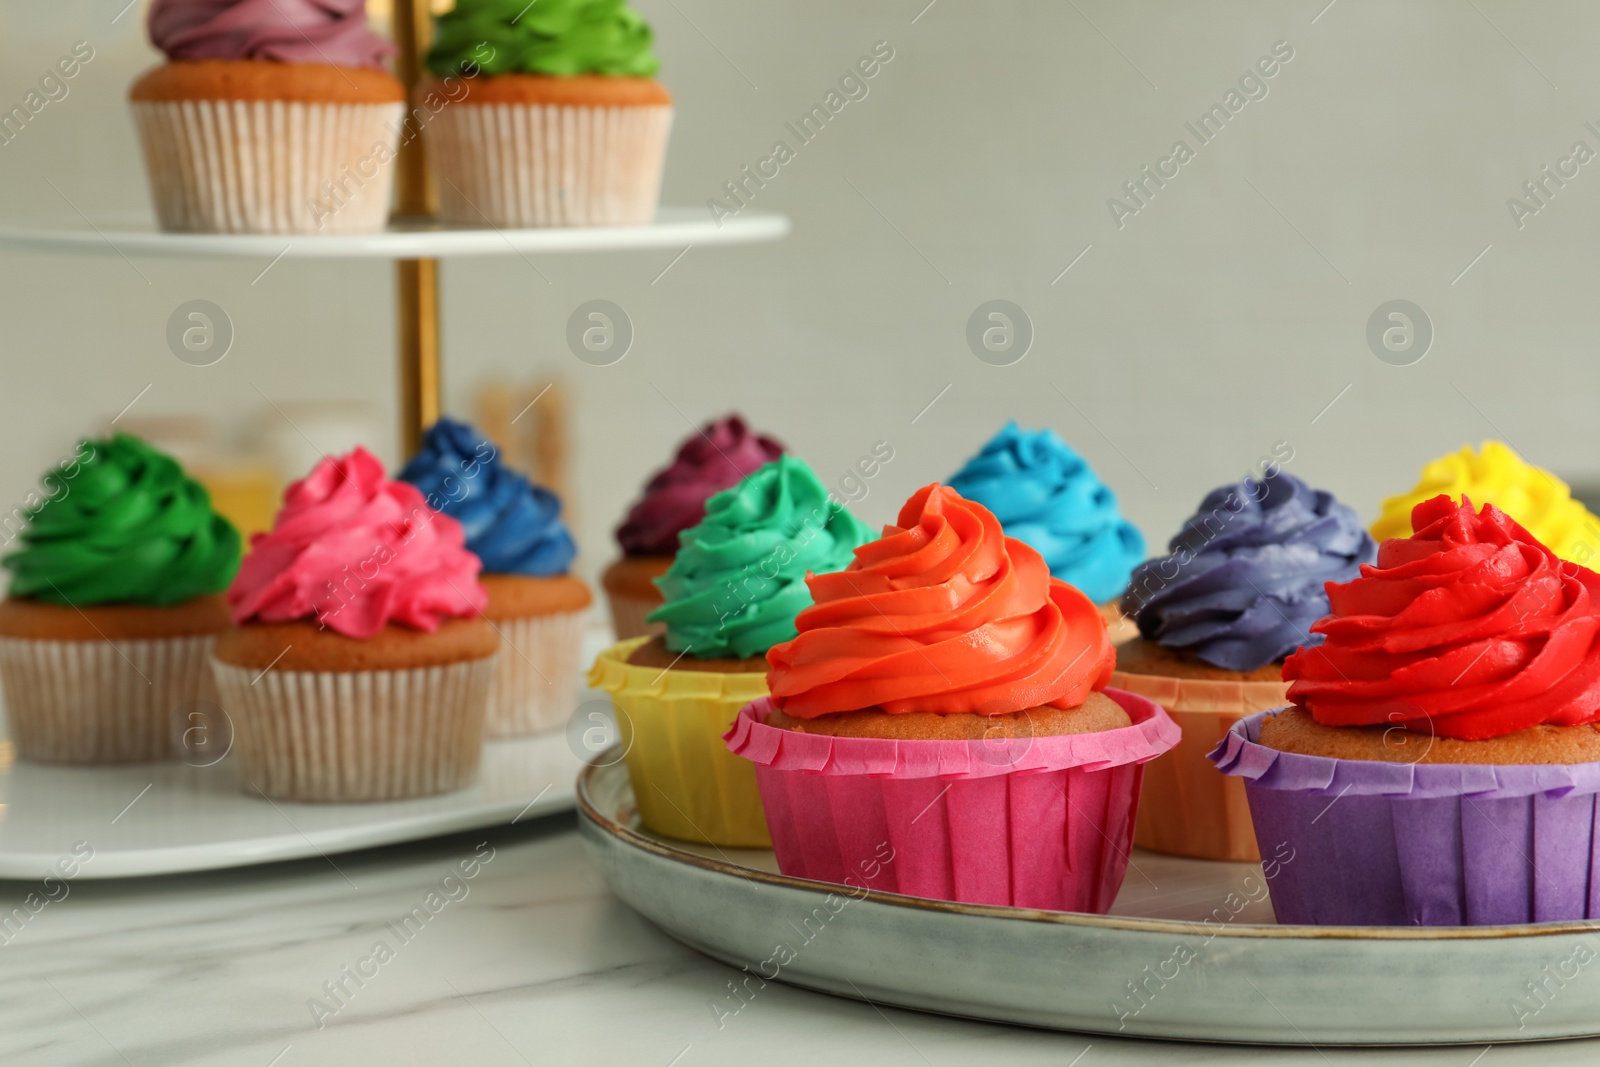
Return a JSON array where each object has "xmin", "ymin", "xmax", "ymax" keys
[
  {"xmin": 950, "ymin": 422, "xmax": 1144, "ymax": 637},
  {"xmin": 1112, "ymin": 471, "xmax": 1375, "ymax": 860},
  {"xmin": 400, "ymin": 418, "xmax": 590, "ymax": 736}
]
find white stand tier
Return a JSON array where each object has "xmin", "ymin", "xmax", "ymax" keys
[{"xmin": 0, "ymin": 206, "xmax": 788, "ymax": 259}]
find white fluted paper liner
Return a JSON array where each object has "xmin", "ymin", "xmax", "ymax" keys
[
  {"xmin": 427, "ymin": 103, "xmax": 672, "ymax": 227},
  {"xmin": 212, "ymin": 655, "xmax": 494, "ymax": 802},
  {"xmin": 604, "ymin": 591, "xmax": 664, "ymax": 642},
  {"xmin": 132, "ymin": 99, "xmax": 404, "ymax": 234},
  {"xmin": 0, "ymin": 634, "xmax": 215, "ymax": 763},
  {"xmin": 485, "ymin": 608, "xmax": 587, "ymax": 737}
]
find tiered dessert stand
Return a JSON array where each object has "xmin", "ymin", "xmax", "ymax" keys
[{"xmin": 0, "ymin": 0, "xmax": 787, "ymax": 877}]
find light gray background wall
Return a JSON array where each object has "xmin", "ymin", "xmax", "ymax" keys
[{"xmin": 1, "ymin": 0, "xmax": 1597, "ymax": 582}]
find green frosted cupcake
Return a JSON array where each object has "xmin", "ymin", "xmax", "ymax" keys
[
  {"xmin": 0, "ymin": 433, "xmax": 240, "ymax": 763},
  {"xmin": 588, "ymin": 455, "xmax": 871, "ymax": 846}
]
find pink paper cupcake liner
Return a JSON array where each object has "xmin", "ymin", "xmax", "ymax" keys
[
  {"xmin": 1212, "ymin": 710, "xmax": 1600, "ymax": 926},
  {"xmin": 726, "ymin": 689, "xmax": 1180, "ymax": 912}
]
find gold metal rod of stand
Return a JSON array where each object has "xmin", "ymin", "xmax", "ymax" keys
[{"xmin": 392, "ymin": 0, "xmax": 439, "ymax": 457}]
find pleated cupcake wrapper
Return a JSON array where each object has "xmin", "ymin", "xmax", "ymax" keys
[
  {"xmin": 725, "ymin": 690, "xmax": 1181, "ymax": 912},
  {"xmin": 587, "ymin": 637, "xmax": 770, "ymax": 847},
  {"xmin": 484, "ymin": 608, "xmax": 587, "ymax": 738},
  {"xmin": 1112, "ymin": 669, "xmax": 1289, "ymax": 863},
  {"xmin": 212, "ymin": 656, "xmax": 493, "ymax": 802},
  {"xmin": 1212, "ymin": 710, "xmax": 1600, "ymax": 925},
  {"xmin": 427, "ymin": 103, "xmax": 672, "ymax": 227},
  {"xmin": 132, "ymin": 99, "xmax": 404, "ymax": 234},
  {"xmin": 604, "ymin": 591, "xmax": 664, "ymax": 642},
  {"xmin": 0, "ymin": 634, "xmax": 215, "ymax": 764}
]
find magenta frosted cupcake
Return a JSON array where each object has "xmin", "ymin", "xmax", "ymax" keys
[
  {"xmin": 602, "ymin": 415, "xmax": 783, "ymax": 639},
  {"xmin": 131, "ymin": 0, "xmax": 404, "ymax": 234}
]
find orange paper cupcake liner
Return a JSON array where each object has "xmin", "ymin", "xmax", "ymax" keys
[{"xmin": 1110, "ymin": 669, "xmax": 1289, "ymax": 862}]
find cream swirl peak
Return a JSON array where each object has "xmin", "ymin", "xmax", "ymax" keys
[
  {"xmin": 228, "ymin": 448, "xmax": 485, "ymax": 639},
  {"xmin": 1122, "ymin": 472, "xmax": 1375, "ymax": 671},
  {"xmin": 766, "ymin": 484, "xmax": 1114, "ymax": 718},
  {"xmin": 1286, "ymin": 496, "xmax": 1600, "ymax": 740},
  {"xmin": 148, "ymin": 0, "xmax": 395, "ymax": 69}
]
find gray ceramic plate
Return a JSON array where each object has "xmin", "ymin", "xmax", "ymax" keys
[{"xmin": 578, "ymin": 758, "xmax": 1600, "ymax": 1045}]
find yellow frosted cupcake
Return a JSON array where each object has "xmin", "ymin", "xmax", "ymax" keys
[{"xmin": 1373, "ymin": 441, "xmax": 1600, "ymax": 565}]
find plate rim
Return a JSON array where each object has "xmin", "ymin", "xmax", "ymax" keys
[{"xmin": 577, "ymin": 756, "xmax": 1600, "ymax": 944}]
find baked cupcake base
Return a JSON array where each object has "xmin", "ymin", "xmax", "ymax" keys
[
  {"xmin": 0, "ymin": 596, "xmax": 228, "ymax": 764},
  {"xmin": 212, "ymin": 619, "xmax": 496, "ymax": 802},
  {"xmin": 1112, "ymin": 639, "xmax": 1287, "ymax": 863},
  {"xmin": 480, "ymin": 574, "xmax": 590, "ymax": 738},
  {"xmin": 601, "ymin": 555, "xmax": 669, "ymax": 640},
  {"xmin": 727, "ymin": 690, "xmax": 1180, "ymax": 911},
  {"xmin": 1213, "ymin": 708, "xmax": 1600, "ymax": 925},
  {"xmin": 422, "ymin": 74, "xmax": 673, "ymax": 228},
  {"xmin": 129, "ymin": 60, "xmax": 405, "ymax": 234},
  {"xmin": 588, "ymin": 635, "xmax": 770, "ymax": 847}
]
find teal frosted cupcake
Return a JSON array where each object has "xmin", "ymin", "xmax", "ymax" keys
[
  {"xmin": 588, "ymin": 454, "xmax": 872, "ymax": 846},
  {"xmin": 950, "ymin": 422, "xmax": 1144, "ymax": 636}
]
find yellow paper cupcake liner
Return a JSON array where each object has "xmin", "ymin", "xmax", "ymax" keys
[{"xmin": 588, "ymin": 637, "xmax": 771, "ymax": 848}]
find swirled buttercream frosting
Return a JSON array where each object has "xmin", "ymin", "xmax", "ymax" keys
[
  {"xmin": 148, "ymin": 0, "xmax": 395, "ymax": 68},
  {"xmin": 398, "ymin": 418, "xmax": 575, "ymax": 577},
  {"xmin": 4, "ymin": 433, "xmax": 240, "ymax": 606},
  {"xmin": 1122, "ymin": 473, "xmax": 1376, "ymax": 671},
  {"xmin": 427, "ymin": 0, "xmax": 660, "ymax": 78},
  {"xmin": 765, "ymin": 484, "xmax": 1114, "ymax": 718},
  {"xmin": 1286, "ymin": 496, "xmax": 1600, "ymax": 740},
  {"xmin": 648, "ymin": 455, "xmax": 872, "ymax": 659},
  {"xmin": 228, "ymin": 447, "xmax": 485, "ymax": 639},
  {"xmin": 616, "ymin": 415, "xmax": 784, "ymax": 557},
  {"xmin": 949, "ymin": 422, "xmax": 1144, "ymax": 603}
]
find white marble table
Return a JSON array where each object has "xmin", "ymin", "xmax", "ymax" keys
[{"xmin": 5, "ymin": 815, "xmax": 1598, "ymax": 1067}]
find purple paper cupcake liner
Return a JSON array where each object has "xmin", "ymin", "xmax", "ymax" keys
[{"xmin": 1211, "ymin": 710, "xmax": 1600, "ymax": 926}]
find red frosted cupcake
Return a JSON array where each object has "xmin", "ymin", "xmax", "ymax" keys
[
  {"xmin": 727, "ymin": 485, "xmax": 1179, "ymax": 912},
  {"xmin": 1214, "ymin": 496, "xmax": 1600, "ymax": 925}
]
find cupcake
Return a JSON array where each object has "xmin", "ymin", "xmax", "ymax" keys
[
  {"xmin": 589, "ymin": 455, "xmax": 870, "ymax": 847},
  {"xmin": 398, "ymin": 418, "xmax": 590, "ymax": 737},
  {"xmin": 1214, "ymin": 497, "xmax": 1600, "ymax": 925},
  {"xmin": 603, "ymin": 415, "xmax": 783, "ymax": 640},
  {"xmin": 0, "ymin": 434, "xmax": 240, "ymax": 763},
  {"xmin": 213, "ymin": 448, "xmax": 497, "ymax": 801},
  {"xmin": 423, "ymin": 0, "xmax": 672, "ymax": 227},
  {"xmin": 727, "ymin": 485, "xmax": 1179, "ymax": 911},
  {"xmin": 131, "ymin": 0, "xmax": 404, "ymax": 234},
  {"xmin": 949, "ymin": 421, "xmax": 1144, "ymax": 641},
  {"xmin": 1115, "ymin": 472, "xmax": 1374, "ymax": 861},
  {"xmin": 1374, "ymin": 441, "xmax": 1600, "ymax": 566}
]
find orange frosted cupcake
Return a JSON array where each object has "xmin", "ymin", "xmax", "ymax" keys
[
  {"xmin": 131, "ymin": 1, "xmax": 404, "ymax": 233},
  {"xmin": 727, "ymin": 485, "xmax": 1179, "ymax": 911},
  {"xmin": 422, "ymin": 0, "xmax": 672, "ymax": 227}
]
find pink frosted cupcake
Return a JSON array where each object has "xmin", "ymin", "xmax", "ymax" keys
[
  {"xmin": 212, "ymin": 448, "xmax": 497, "ymax": 802},
  {"xmin": 728, "ymin": 485, "xmax": 1179, "ymax": 912}
]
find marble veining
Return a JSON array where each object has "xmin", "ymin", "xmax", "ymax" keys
[{"xmin": 4, "ymin": 816, "xmax": 1600, "ymax": 1066}]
